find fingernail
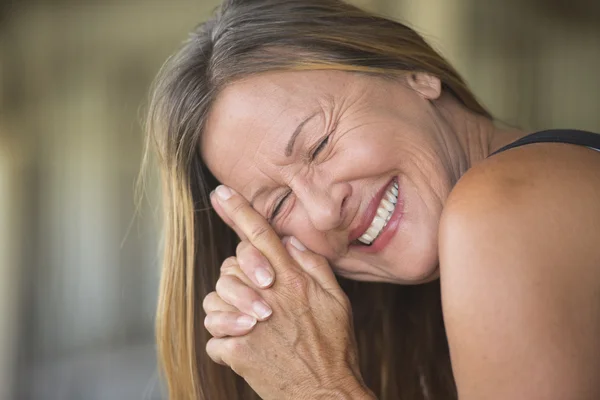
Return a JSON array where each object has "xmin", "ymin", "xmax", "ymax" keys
[
  {"xmin": 215, "ymin": 185, "xmax": 232, "ymax": 201},
  {"xmin": 252, "ymin": 301, "xmax": 272, "ymax": 320},
  {"xmin": 236, "ymin": 315, "xmax": 257, "ymax": 329},
  {"xmin": 255, "ymin": 268, "xmax": 273, "ymax": 287},
  {"xmin": 289, "ymin": 236, "xmax": 306, "ymax": 251}
]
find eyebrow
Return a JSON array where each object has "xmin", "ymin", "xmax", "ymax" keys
[
  {"xmin": 249, "ymin": 112, "xmax": 318, "ymax": 208},
  {"xmin": 285, "ymin": 112, "xmax": 318, "ymax": 156}
]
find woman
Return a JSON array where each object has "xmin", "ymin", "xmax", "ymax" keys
[{"xmin": 144, "ymin": 0, "xmax": 600, "ymax": 399}]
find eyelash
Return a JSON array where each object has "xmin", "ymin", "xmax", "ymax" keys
[
  {"xmin": 269, "ymin": 134, "xmax": 331, "ymax": 221},
  {"xmin": 310, "ymin": 134, "xmax": 330, "ymax": 160},
  {"xmin": 270, "ymin": 191, "xmax": 290, "ymax": 222}
]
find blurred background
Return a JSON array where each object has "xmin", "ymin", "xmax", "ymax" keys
[{"xmin": 0, "ymin": 0, "xmax": 599, "ymax": 399}]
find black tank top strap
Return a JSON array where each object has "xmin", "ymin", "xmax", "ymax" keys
[{"xmin": 489, "ymin": 129, "xmax": 600, "ymax": 157}]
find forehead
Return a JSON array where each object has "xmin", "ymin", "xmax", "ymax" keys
[{"xmin": 201, "ymin": 70, "xmax": 354, "ymax": 196}]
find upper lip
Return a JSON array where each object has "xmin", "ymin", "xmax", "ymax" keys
[{"xmin": 347, "ymin": 177, "xmax": 396, "ymax": 244}]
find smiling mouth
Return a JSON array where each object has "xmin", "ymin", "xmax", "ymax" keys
[{"xmin": 356, "ymin": 180, "xmax": 399, "ymax": 245}]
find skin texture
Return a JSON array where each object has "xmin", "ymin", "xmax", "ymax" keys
[
  {"xmin": 439, "ymin": 143, "xmax": 600, "ymax": 399},
  {"xmin": 202, "ymin": 70, "xmax": 521, "ymax": 284},
  {"xmin": 199, "ymin": 69, "xmax": 600, "ymax": 398},
  {"xmin": 207, "ymin": 187, "xmax": 375, "ymax": 400}
]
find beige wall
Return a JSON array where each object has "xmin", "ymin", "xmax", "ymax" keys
[{"xmin": 379, "ymin": 0, "xmax": 600, "ymax": 131}]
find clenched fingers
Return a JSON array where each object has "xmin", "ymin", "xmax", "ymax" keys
[
  {"xmin": 236, "ymin": 240, "xmax": 275, "ymax": 289},
  {"xmin": 204, "ymin": 311, "xmax": 257, "ymax": 338},
  {"xmin": 216, "ymin": 272, "xmax": 272, "ymax": 321},
  {"xmin": 203, "ymin": 291, "xmax": 238, "ymax": 314},
  {"xmin": 213, "ymin": 185, "xmax": 299, "ymax": 280},
  {"xmin": 203, "ymin": 291, "xmax": 260, "ymax": 338}
]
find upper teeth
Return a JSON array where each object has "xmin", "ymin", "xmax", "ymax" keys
[{"xmin": 358, "ymin": 181, "xmax": 399, "ymax": 245}]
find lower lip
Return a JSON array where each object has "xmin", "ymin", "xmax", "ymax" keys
[{"xmin": 351, "ymin": 180, "xmax": 404, "ymax": 253}]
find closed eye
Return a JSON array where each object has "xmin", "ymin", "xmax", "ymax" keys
[
  {"xmin": 311, "ymin": 134, "xmax": 330, "ymax": 160},
  {"xmin": 269, "ymin": 190, "xmax": 292, "ymax": 222},
  {"xmin": 270, "ymin": 133, "xmax": 331, "ymax": 222}
]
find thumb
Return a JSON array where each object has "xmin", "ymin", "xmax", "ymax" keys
[{"xmin": 284, "ymin": 236, "xmax": 341, "ymax": 296}]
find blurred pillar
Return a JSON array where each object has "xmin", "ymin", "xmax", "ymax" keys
[{"xmin": 0, "ymin": 135, "xmax": 22, "ymax": 400}]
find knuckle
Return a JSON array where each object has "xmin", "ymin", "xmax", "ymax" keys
[
  {"xmin": 237, "ymin": 245, "xmax": 266, "ymax": 269},
  {"xmin": 220, "ymin": 257, "xmax": 240, "ymax": 276},
  {"xmin": 202, "ymin": 291, "xmax": 219, "ymax": 312},
  {"xmin": 214, "ymin": 275, "xmax": 231, "ymax": 295},
  {"xmin": 205, "ymin": 338, "xmax": 223, "ymax": 364},
  {"xmin": 224, "ymin": 336, "xmax": 249, "ymax": 359},
  {"xmin": 224, "ymin": 340, "xmax": 248, "ymax": 374},
  {"xmin": 221, "ymin": 256, "xmax": 238, "ymax": 270},
  {"xmin": 204, "ymin": 314, "xmax": 220, "ymax": 337},
  {"xmin": 248, "ymin": 223, "xmax": 272, "ymax": 243},
  {"xmin": 283, "ymin": 272, "xmax": 310, "ymax": 293},
  {"xmin": 339, "ymin": 294, "xmax": 352, "ymax": 313},
  {"xmin": 205, "ymin": 337, "xmax": 215, "ymax": 354},
  {"xmin": 229, "ymin": 201, "xmax": 247, "ymax": 220},
  {"xmin": 215, "ymin": 276, "xmax": 254, "ymax": 306},
  {"xmin": 235, "ymin": 240, "xmax": 250, "ymax": 255},
  {"xmin": 204, "ymin": 313, "xmax": 230, "ymax": 338},
  {"xmin": 302, "ymin": 252, "xmax": 327, "ymax": 272},
  {"xmin": 312, "ymin": 253, "xmax": 329, "ymax": 268},
  {"xmin": 203, "ymin": 313, "xmax": 214, "ymax": 329}
]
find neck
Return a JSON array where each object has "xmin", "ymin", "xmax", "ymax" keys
[{"xmin": 434, "ymin": 93, "xmax": 528, "ymax": 176}]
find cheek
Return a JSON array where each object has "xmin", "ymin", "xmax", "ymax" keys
[{"xmin": 338, "ymin": 129, "xmax": 405, "ymax": 174}]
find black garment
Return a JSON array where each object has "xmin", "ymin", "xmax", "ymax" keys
[{"xmin": 489, "ymin": 129, "xmax": 600, "ymax": 157}]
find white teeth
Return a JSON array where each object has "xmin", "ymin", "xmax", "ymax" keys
[
  {"xmin": 358, "ymin": 236, "xmax": 372, "ymax": 245},
  {"xmin": 371, "ymin": 216, "xmax": 385, "ymax": 231},
  {"xmin": 376, "ymin": 208, "xmax": 388, "ymax": 218},
  {"xmin": 357, "ymin": 181, "xmax": 399, "ymax": 245},
  {"xmin": 366, "ymin": 226, "xmax": 379, "ymax": 238},
  {"xmin": 385, "ymin": 192, "xmax": 397, "ymax": 204},
  {"xmin": 381, "ymin": 199, "xmax": 394, "ymax": 212},
  {"xmin": 360, "ymin": 233, "xmax": 374, "ymax": 243}
]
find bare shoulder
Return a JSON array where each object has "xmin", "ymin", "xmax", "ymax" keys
[
  {"xmin": 440, "ymin": 142, "xmax": 600, "ymax": 259},
  {"xmin": 439, "ymin": 143, "xmax": 600, "ymax": 400}
]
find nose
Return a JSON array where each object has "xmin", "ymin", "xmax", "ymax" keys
[{"xmin": 293, "ymin": 174, "xmax": 351, "ymax": 232}]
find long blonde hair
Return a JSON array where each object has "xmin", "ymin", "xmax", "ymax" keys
[{"xmin": 144, "ymin": 0, "xmax": 491, "ymax": 398}]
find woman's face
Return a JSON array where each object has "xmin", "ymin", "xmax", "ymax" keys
[{"xmin": 202, "ymin": 70, "xmax": 457, "ymax": 284}]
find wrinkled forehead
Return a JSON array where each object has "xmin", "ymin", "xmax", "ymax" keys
[{"xmin": 200, "ymin": 71, "xmax": 346, "ymax": 198}]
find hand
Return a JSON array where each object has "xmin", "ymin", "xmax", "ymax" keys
[
  {"xmin": 206, "ymin": 185, "xmax": 374, "ymax": 400},
  {"xmin": 203, "ymin": 246, "xmax": 274, "ymax": 338},
  {"xmin": 203, "ymin": 193, "xmax": 279, "ymax": 339}
]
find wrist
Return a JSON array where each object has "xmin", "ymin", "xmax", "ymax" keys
[
  {"xmin": 311, "ymin": 376, "xmax": 376, "ymax": 400},
  {"xmin": 345, "ymin": 384, "xmax": 376, "ymax": 400}
]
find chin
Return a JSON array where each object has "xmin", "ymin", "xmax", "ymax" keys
[
  {"xmin": 386, "ymin": 243, "xmax": 441, "ymax": 284},
  {"xmin": 393, "ymin": 265, "xmax": 440, "ymax": 284},
  {"xmin": 334, "ymin": 255, "xmax": 440, "ymax": 284}
]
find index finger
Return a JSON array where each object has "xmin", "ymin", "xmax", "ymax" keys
[
  {"xmin": 214, "ymin": 185, "xmax": 299, "ymax": 276},
  {"xmin": 210, "ymin": 191, "xmax": 248, "ymax": 241}
]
